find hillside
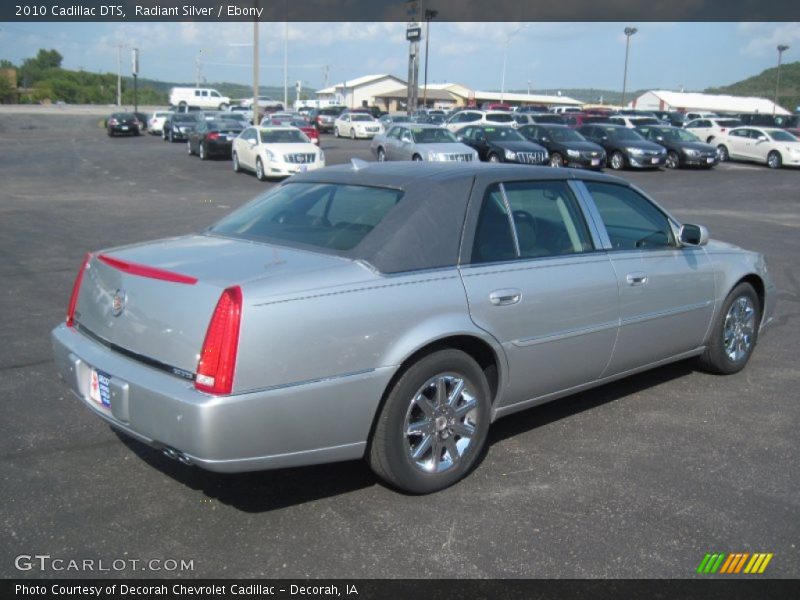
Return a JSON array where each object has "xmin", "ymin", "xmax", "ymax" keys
[{"xmin": 706, "ymin": 60, "xmax": 800, "ymax": 112}]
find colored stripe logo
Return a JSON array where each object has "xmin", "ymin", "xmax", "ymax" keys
[{"xmin": 696, "ymin": 553, "xmax": 773, "ymax": 574}]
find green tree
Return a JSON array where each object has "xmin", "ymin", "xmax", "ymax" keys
[{"xmin": 0, "ymin": 59, "xmax": 15, "ymax": 69}]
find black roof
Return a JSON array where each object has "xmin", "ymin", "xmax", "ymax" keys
[{"xmin": 286, "ymin": 163, "xmax": 626, "ymax": 274}]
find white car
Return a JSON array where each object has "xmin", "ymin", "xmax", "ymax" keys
[
  {"xmin": 716, "ymin": 127, "xmax": 800, "ymax": 169},
  {"xmin": 684, "ymin": 111, "xmax": 719, "ymax": 122},
  {"xmin": 231, "ymin": 126, "xmax": 325, "ymax": 181},
  {"xmin": 240, "ymin": 96, "xmax": 283, "ymax": 110},
  {"xmin": 444, "ymin": 110, "xmax": 516, "ymax": 133},
  {"xmin": 169, "ymin": 87, "xmax": 231, "ymax": 111},
  {"xmin": 608, "ymin": 115, "xmax": 662, "ymax": 128},
  {"xmin": 148, "ymin": 111, "xmax": 171, "ymax": 135},
  {"xmin": 684, "ymin": 117, "xmax": 743, "ymax": 144},
  {"xmin": 334, "ymin": 113, "xmax": 383, "ymax": 139}
]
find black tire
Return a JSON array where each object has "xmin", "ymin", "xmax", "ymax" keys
[
  {"xmin": 187, "ymin": 140, "xmax": 193, "ymax": 155},
  {"xmin": 334, "ymin": 126, "xmax": 340, "ymax": 138},
  {"xmin": 609, "ymin": 151, "xmax": 625, "ymax": 170},
  {"xmin": 488, "ymin": 153, "xmax": 501, "ymax": 163},
  {"xmin": 199, "ymin": 142, "xmax": 207, "ymax": 160},
  {"xmin": 232, "ymin": 152, "xmax": 241, "ymax": 173},
  {"xmin": 767, "ymin": 151, "xmax": 782, "ymax": 169},
  {"xmin": 218, "ymin": 103, "xmax": 228, "ymax": 111},
  {"xmin": 697, "ymin": 282, "xmax": 760, "ymax": 375},
  {"xmin": 377, "ymin": 147, "xmax": 386, "ymax": 162},
  {"xmin": 169, "ymin": 130, "xmax": 174, "ymax": 143},
  {"xmin": 255, "ymin": 157, "xmax": 267, "ymax": 181},
  {"xmin": 412, "ymin": 154, "xmax": 423, "ymax": 162},
  {"xmin": 549, "ymin": 153, "xmax": 564, "ymax": 168},
  {"xmin": 350, "ymin": 128, "xmax": 356, "ymax": 140},
  {"xmin": 368, "ymin": 349, "xmax": 491, "ymax": 494},
  {"xmin": 107, "ymin": 129, "xmax": 114, "ymax": 137},
  {"xmin": 178, "ymin": 101, "xmax": 187, "ymax": 110},
  {"xmin": 162, "ymin": 129, "xmax": 168, "ymax": 142},
  {"xmin": 716, "ymin": 144, "xmax": 729, "ymax": 162},
  {"xmin": 666, "ymin": 150, "xmax": 680, "ymax": 169}
]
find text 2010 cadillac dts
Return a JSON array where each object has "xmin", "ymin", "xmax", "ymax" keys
[{"xmin": 52, "ymin": 162, "xmax": 775, "ymax": 493}]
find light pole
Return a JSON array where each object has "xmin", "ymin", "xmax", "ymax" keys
[
  {"xmin": 500, "ymin": 24, "xmax": 528, "ymax": 104},
  {"xmin": 621, "ymin": 26, "xmax": 638, "ymax": 108},
  {"xmin": 774, "ymin": 44, "xmax": 789, "ymax": 116},
  {"xmin": 284, "ymin": 20, "xmax": 289, "ymax": 108},
  {"xmin": 422, "ymin": 8, "xmax": 438, "ymax": 109}
]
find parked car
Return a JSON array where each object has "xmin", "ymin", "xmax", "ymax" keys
[
  {"xmin": 132, "ymin": 112, "xmax": 148, "ymax": 132},
  {"xmin": 607, "ymin": 115, "xmax": 662, "ymax": 128},
  {"xmin": 148, "ymin": 111, "xmax": 172, "ymax": 135},
  {"xmin": 455, "ymin": 125, "xmax": 548, "ymax": 164},
  {"xmin": 578, "ymin": 124, "xmax": 667, "ymax": 170},
  {"xmin": 414, "ymin": 113, "xmax": 447, "ymax": 125},
  {"xmin": 736, "ymin": 113, "xmax": 800, "ymax": 136},
  {"xmin": 169, "ymin": 87, "xmax": 231, "ymax": 111},
  {"xmin": 240, "ymin": 96, "xmax": 283, "ymax": 111},
  {"xmin": 635, "ymin": 125, "xmax": 718, "ymax": 169},
  {"xmin": 512, "ymin": 113, "xmax": 567, "ymax": 126},
  {"xmin": 562, "ymin": 113, "xmax": 611, "ymax": 129},
  {"xmin": 262, "ymin": 118, "xmax": 320, "ymax": 145},
  {"xmin": 162, "ymin": 113, "xmax": 198, "ymax": 143},
  {"xmin": 514, "ymin": 105, "xmax": 550, "ymax": 114},
  {"xmin": 684, "ymin": 111, "xmax": 719, "ymax": 122},
  {"xmin": 445, "ymin": 110, "xmax": 516, "ymax": 133},
  {"xmin": 228, "ymin": 105, "xmax": 254, "ymax": 124},
  {"xmin": 550, "ymin": 106, "xmax": 582, "ymax": 114},
  {"xmin": 518, "ymin": 124, "xmax": 606, "ymax": 169},
  {"xmin": 334, "ymin": 113, "xmax": 383, "ymax": 139},
  {"xmin": 481, "ymin": 102, "xmax": 513, "ymax": 111},
  {"xmin": 716, "ymin": 127, "xmax": 800, "ymax": 169},
  {"xmin": 52, "ymin": 162, "xmax": 776, "ymax": 493},
  {"xmin": 187, "ymin": 119, "xmax": 245, "ymax": 160},
  {"xmin": 106, "ymin": 112, "xmax": 141, "ymax": 137},
  {"xmin": 231, "ymin": 126, "xmax": 325, "ymax": 180},
  {"xmin": 370, "ymin": 123, "xmax": 478, "ymax": 162},
  {"xmin": 683, "ymin": 117, "xmax": 743, "ymax": 144},
  {"xmin": 309, "ymin": 106, "xmax": 346, "ymax": 133},
  {"xmin": 379, "ymin": 113, "xmax": 413, "ymax": 128}
]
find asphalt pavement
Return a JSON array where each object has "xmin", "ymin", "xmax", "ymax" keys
[{"xmin": 0, "ymin": 110, "xmax": 798, "ymax": 579}]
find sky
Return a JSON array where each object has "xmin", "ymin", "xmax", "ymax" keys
[{"xmin": 0, "ymin": 22, "xmax": 797, "ymax": 95}]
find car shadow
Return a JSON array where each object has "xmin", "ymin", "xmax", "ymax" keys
[{"xmin": 113, "ymin": 359, "xmax": 696, "ymax": 511}]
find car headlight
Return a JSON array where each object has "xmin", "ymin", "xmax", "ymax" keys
[
  {"xmin": 567, "ymin": 149, "xmax": 580, "ymax": 158},
  {"xmin": 264, "ymin": 149, "xmax": 276, "ymax": 161},
  {"xmin": 504, "ymin": 149, "xmax": 517, "ymax": 160},
  {"xmin": 684, "ymin": 148, "xmax": 700, "ymax": 156},
  {"xmin": 627, "ymin": 147, "xmax": 645, "ymax": 155},
  {"xmin": 788, "ymin": 146, "xmax": 800, "ymax": 154}
]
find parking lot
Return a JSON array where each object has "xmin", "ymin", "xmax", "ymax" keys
[{"xmin": 0, "ymin": 108, "xmax": 798, "ymax": 579}]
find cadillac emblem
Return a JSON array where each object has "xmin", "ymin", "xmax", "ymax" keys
[{"xmin": 111, "ymin": 289, "xmax": 127, "ymax": 317}]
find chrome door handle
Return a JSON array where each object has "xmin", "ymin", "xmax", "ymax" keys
[
  {"xmin": 626, "ymin": 272, "xmax": 648, "ymax": 286},
  {"xmin": 489, "ymin": 289, "xmax": 522, "ymax": 306}
]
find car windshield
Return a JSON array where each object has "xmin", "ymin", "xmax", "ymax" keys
[
  {"xmin": 411, "ymin": 128, "xmax": 458, "ymax": 143},
  {"xmin": 604, "ymin": 127, "xmax": 643, "ymax": 141},
  {"xmin": 768, "ymin": 130, "xmax": 798, "ymax": 142},
  {"xmin": 484, "ymin": 128, "xmax": 525, "ymax": 142},
  {"xmin": 351, "ymin": 115, "xmax": 373, "ymax": 122},
  {"xmin": 658, "ymin": 128, "xmax": 700, "ymax": 142},
  {"xmin": 210, "ymin": 183, "xmax": 403, "ymax": 252},
  {"xmin": 545, "ymin": 127, "xmax": 584, "ymax": 142},
  {"xmin": 260, "ymin": 129, "xmax": 308, "ymax": 143},
  {"xmin": 485, "ymin": 113, "xmax": 514, "ymax": 123}
]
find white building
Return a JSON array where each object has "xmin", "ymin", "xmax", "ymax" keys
[
  {"xmin": 631, "ymin": 90, "xmax": 790, "ymax": 116},
  {"xmin": 315, "ymin": 74, "xmax": 407, "ymax": 109}
]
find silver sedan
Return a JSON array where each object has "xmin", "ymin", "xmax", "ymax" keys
[
  {"xmin": 52, "ymin": 163, "xmax": 775, "ymax": 494},
  {"xmin": 370, "ymin": 123, "xmax": 479, "ymax": 162}
]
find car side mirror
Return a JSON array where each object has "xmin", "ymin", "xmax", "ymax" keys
[
  {"xmin": 656, "ymin": 136, "xmax": 664, "ymax": 142},
  {"xmin": 456, "ymin": 136, "xmax": 465, "ymax": 142},
  {"xmin": 600, "ymin": 135, "xmax": 608, "ymax": 141},
  {"xmin": 540, "ymin": 136, "xmax": 550, "ymax": 143},
  {"xmin": 757, "ymin": 135, "xmax": 768, "ymax": 142},
  {"xmin": 679, "ymin": 223, "xmax": 709, "ymax": 246}
]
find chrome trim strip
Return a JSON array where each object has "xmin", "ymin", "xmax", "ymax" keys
[
  {"xmin": 235, "ymin": 368, "xmax": 379, "ymax": 396},
  {"xmin": 620, "ymin": 300, "xmax": 713, "ymax": 327},
  {"xmin": 512, "ymin": 320, "xmax": 619, "ymax": 347}
]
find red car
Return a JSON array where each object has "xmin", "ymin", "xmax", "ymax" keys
[{"xmin": 270, "ymin": 118, "xmax": 320, "ymax": 145}]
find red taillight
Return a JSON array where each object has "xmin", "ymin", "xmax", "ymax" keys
[
  {"xmin": 720, "ymin": 128, "xmax": 727, "ymax": 133},
  {"xmin": 207, "ymin": 132, "xmax": 220, "ymax": 140},
  {"xmin": 97, "ymin": 254, "xmax": 198, "ymax": 285},
  {"xmin": 195, "ymin": 286, "xmax": 242, "ymax": 395},
  {"xmin": 66, "ymin": 253, "xmax": 92, "ymax": 327}
]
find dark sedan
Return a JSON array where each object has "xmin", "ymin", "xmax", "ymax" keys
[
  {"xmin": 635, "ymin": 125, "xmax": 718, "ymax": 169},
  {"xmin": 519, "ymin": 124, "xmax": 606, "ymax": 170},
  {"xmin": 187, "ymin": 119, "xmax": 245, "ymax": 160},
  {"xmin": 455, "ymin": 125, "xmax": 548, "ymax": 165},
  {"xmin": 106, "ymin": 112, "xmax": 141, "ymax": 137},
  {"xmin": 578, "ymin": 124, "xmax": 666, "ymax": 170},
  {"xmin": 163, "ymin": 114, "xmax": 198, "ymax": 143}
]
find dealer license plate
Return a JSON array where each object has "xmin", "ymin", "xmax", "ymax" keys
[
  {"xmin": 651, "ymin": 157, "xmax": 659, "ymax": 164},
  {"xmin": 707, "ymin": 157, "xmax": 715, "ymax": 164},
  {"xmin": 591, "ymin": 159, "xmax": 600, "ymax": 166},
  {"xmin": 121, "ymin": 125, "xmax": 129, "ymax": 131},
  {"xmin": 88, "ymin": 368, "xmax": 112, "ymax": 409}
]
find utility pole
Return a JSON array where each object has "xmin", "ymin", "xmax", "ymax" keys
[
  {"xmin": 621, "ymin": 26, "xmax": 638, "ymax": 108},
  {"xmin": 195, "ymin": 49, "xmax": 204, "ymax": 87},
  {"xmin": 253, "ymin": 9, "xmax": 259, "ymax": 125},
  {"xmin": 422, "ymin": 8, "xmax": 438, "ymax": 109},
  {"xmin": 405, "ymin": 0, "xmax": 422, "ymax": 114},
  {"xmin": 116, "ymin": 43, "xmax": 122, "ymax": 106},
  {"xmin": 284, "ymin": 18, "xmax": 289, "ymax": 108},
  {"xmin": 131, "ymin": 48, "xmax": 139, "ymax": 113},
  {"xmin": 774, "ymin": 44, "xmax": 789, "ymax": 116}
]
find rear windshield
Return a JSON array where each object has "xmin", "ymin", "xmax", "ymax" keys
[
  {"xmin": 210, "ymin": 183, "xmax": 403, "ymax": 251},
  {"xmin": 485, "ymin": 113, "xmax": 514, "ymax": 123},
  {"xmin": 260, "ymin": 129, "xmax": 308, "ymax": 143}
]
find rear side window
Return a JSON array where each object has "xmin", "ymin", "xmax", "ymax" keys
[
  {"xmin": 584, "ymin": 182, "xmax": 675, "ymax": 250},
  {"xmin": 471, "ymin": 181, "xmax": 593, "ymax": 264},
  {"xmin": 211, "ymin": 183, "xmax": 402, "ymax": 251}
]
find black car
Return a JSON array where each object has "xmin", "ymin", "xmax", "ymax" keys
[
  {"xmin": 519, "ymin": 124, "xmax": 606, "ymax": 170},
  {"xmin": 162, "ymin": 114, "xmax": 198, "ymax": 142},
  {"xmin": 577, "ymin": 124, "xmax": 666, "ymax": 170},
  {"xmin": 455, "ymin": 125, "xmax": 548, "ymax": 164},
  {"xmin": 187, "ymin": 119, "xmax": 245, "ymax": 160},
  {"xmin": 106, "ymin": 112, "xmax": 141, "ymax": 137},
  {"xmin": 635, "ymin": 125, "xmax": 718, "ymax": 169}
]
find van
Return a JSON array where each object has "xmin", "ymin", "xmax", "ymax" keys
[{"xmin": 169, "ymin": 87, "xmax": 231, "ymax": 110}]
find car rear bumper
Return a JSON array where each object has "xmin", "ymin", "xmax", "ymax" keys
[
  {"xmin": 565, "ymin": 156, "xmax": 605, "ymax": 170},
  {"xmin": 628, "ymin": 155, "xmax": 666, "ymax": 168},
  {"xmin": 52, "ymin": 324, "xmax": 392, "ymax": 472},
  {"xmin": 206, "ymin": 140, "xmax": 234, "ymax": 155},
  {"xmin": 683, "ymin": 155, "xmax": 718, "ymax": 167}
]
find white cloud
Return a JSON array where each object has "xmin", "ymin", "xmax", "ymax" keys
[{"xmin": 737, "ymin": 22, "xmax": 800, "ymax": 58}]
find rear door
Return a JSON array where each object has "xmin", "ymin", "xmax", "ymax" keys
[
  {"xmin": 459, "ymin": 177, "xmax": 619, "ymax": 410},
  {"xmin": 579, "ymin": 181, "xmax": 715, "ymax": 375}
]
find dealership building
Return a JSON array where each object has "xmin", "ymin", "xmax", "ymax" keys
[{"xmin": 629, "ymin": 90, "xmax": 791, "ymax": 116}]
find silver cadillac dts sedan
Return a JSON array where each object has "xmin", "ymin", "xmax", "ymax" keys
[{"xmin": 52, "ymin": 162, "xmax": 775, "ymax": 493}]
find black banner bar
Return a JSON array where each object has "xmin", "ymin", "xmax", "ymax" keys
[{"xmin": 3, "ymin": 0, "xmax": 800, "ymax": 22}]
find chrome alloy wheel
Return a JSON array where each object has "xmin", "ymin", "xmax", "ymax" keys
[
  {"xmin": 404, "ymin": 373, "xmax": 479, "ymax": 474},
  {"xmin": 723, "ymin": 295, "xmax": 756, "ymax": 362}
]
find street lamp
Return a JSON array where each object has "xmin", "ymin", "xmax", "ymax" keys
[
  {"xmin": 774, "ymin": 44, "xmax": 790, "ymax": 116},
  {"xmin": 422, "ymin": 8, "xmax": 438, "ymax": 109},
  {"xmin": 500, "ymin": 24, "xmax": 529, "ymax": 103},
  {"xmin": 621, "ymin": 26, "xmax": 638, "ymax": 108}
]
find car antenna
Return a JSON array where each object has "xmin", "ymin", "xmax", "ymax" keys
[{"xmin": 351, "ymin": 158, "xmax": 370, "ymax": 171}]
